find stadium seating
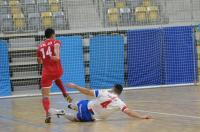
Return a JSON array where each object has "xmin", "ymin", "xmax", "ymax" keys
[
  {"xmin": 0, "ymin": 1, "xmax": 10, "ymax": 14},
  {"xmin": 119, "ymin": 7, "xmax": 131, "ymax": 26},
  {"xmin": 13, "ymin": 13, "xmax": 26, "ymax": 31},
  {"xmin": 49, "ymin": 0, "xmax": 61, "ymax": 12},
  {"xmin": 41, "ymin": 12, "xmax": 53, "ymax": 28},
  {"xmin": 103, "ymin": 0, "xmax": 115, "ymax": 9},
  {"xmin": 1, "ymin": 14, "xmax": 13, "ymax": 32},
  {"xmin": 107, "ymin": 8, "xmax": 119, "ymax": 26},
  {"xmin": 147, "ymin": 6, "xmax": 159, "ymax": 22},
  {"xmin": 126, "ymin": 0, "xmax": 141, "ymax": 8},
  {"xmin": 0, "ymin": 0, "xmax": 162, "ymax": 33},
  {"xmin": 103, "ymin": 0, "xmax": 161, "ymax": 26},
  {"xmin": 135, "ymin": 6, "xmax": 147, "ymax": 23},
  {"xmin": 37, "ymin": 0, "xmax": 49, "ymax": 12},
  {"xmin": 115, "ymin": 0, "xmax": 125, "ymax": 8},
  {"xmin": 142, "ymin": 0, "xmax": 151, "ymax": 7},
  {"xmin": 53, "ymin": 11, "xmax": 66, "ymax": 29},
  {"xmin": 28, "ymin": 13, "xmax": 41, "ymax": 30},
  {"xmin": 23, "ymin": 0, "xmax": 37, "ymax": 14},
  {"xmin": 9, "ymin": 0, "xmax": 22, "ymax": 14}
]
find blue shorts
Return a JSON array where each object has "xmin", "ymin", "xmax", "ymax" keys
[{"xmin": 77, "ymin": 100, "xmax": 94, "ymax": 122}]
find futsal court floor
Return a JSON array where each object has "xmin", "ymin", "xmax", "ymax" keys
[{"xmin": 0, "ymin": 86, "xmax": 200, "ymax": 132}]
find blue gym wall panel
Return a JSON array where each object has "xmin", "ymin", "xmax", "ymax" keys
[
  {"xmin": 163, "ymin": 26, "xmax": 197, "ymax": 84},
  {"xmin": 51, "ymin": 36, "xmax": 85, "ymax": 92},
  {"xmin": 0, "ymin": 40, "xmax": 11, "ymax": 96},
  {"xmin": 127, "ymin": 29, "xmax": 162, "ymax": 87},
  {"xmin": 90, "ymin": 35, "xmax": 124, "ymax": 89}
]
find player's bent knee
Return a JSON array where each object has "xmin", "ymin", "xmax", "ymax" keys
[{"xmin": 42, "ymin": 87, "xmax": 50, "ymax": 97}]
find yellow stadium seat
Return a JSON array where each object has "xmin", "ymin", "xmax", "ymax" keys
[
  {"xmin": 107, "ymin": 8, "xmax": 119, "ymax": 25},
  {"xmin": 198, "ymin": 53, "xmax": 200, "ymax": 61},
  {"xmin": 116, "ymin": 2, "xmax": 125, "ymax": 8},
  {"xmin": 9, "ymin": 1, "xmax": 20, "ymax": 7},
  {"xmin": 142, "ymin": 0, "xmax": 151, "ymax": 7},
  {"xmin": 49, "ymin": 0, "xmax": 60, "ymax": 12},
  {"xmin": 147, "ymin": 6, "xmax": 159, "ymax": 21},
  {"xmin": 135, "ymin": 6, "xmax": 147, "ymax": 22},
  {"xmin": 197, "ymin": 45, "xmax": 200, "ymax": 53},
  {"xmin": 9, "ymin": 1, "xmax": 22, "ymax": 14},
  {"xmin": 198, "ymin": 61, "xmax": 200, "ymax": 68},
  {"xmin": 13, "ymin": 13, "xmax": 25, "ymax": 29},
  {"xmin": 41, "ymin": 12, "xmax": 53, "ymax": 28}
]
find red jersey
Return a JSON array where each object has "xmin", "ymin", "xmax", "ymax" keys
[{"xmin": 37, "ymin": 39, "xmax": 63, "ymax": 76}]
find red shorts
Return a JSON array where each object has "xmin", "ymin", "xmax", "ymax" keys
[{"xmin": 41, "ymin": 73, "xmax": 62, "ymax": 88}]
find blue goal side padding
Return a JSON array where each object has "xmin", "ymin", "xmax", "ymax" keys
[
  {"xmin": 127, "ymin": 29, "xmax": 162, "ymax": 86},
  {"xmin": 90, "ymin": 35, "xmax": 124, "ymax": 89},
  {"xmin": 163, "ymin": 26, "xmax": 198, "ymax": 84},
  {"xmin": 51, "ymin": 36, "xmax": 85, "ymax": 92},
  {"xmin": 0, "ymin": 40, "xmax": 11, "ymax": 96}
]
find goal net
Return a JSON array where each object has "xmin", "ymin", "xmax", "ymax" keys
[{"xmin": 0, "ymin": 0, "xmax": 199, "ymax": 97}]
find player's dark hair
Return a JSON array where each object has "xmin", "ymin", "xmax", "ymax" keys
[
  {"xmin": 114, "ymin": 84, "xmax": 123, "ymax": 95},
  {"xmin": 45, "ymin": 28, "xmax": 55, "ymax": 38}
]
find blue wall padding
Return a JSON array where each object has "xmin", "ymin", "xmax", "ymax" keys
[
  {"xmin": 127, "ymin": 26, "xmax": 197, "ymax": 86},
  {"xmin": 51, "ymin": 36, "xmax": 85, "ymax": 92},
  {"xmin": 127, "ymin": 29, "xmax": 162, "ymax": 86},
  {"xmin": 90, "ymin": 35, "xmax": 124, "ymax": 89},
  {"xmin": 163, "ymin": 26, "xmax": 197, "ymax": 84},
  {"xmin": 0, "ymin": 40, "xmax": 11, "ymax": 96}
]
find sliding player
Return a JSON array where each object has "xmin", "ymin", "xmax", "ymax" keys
[
  {"xmin": 51, "ymin": 83, "xmax": 152, "ymax": 122},
  {"xmin": 37, "ymin": 28, "xmax": 72, "ymax": 123}
]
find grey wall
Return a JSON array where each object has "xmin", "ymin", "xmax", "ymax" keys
[{"xmin": 154, "ymin": 0, "xmax": 200, "ymax": 23}]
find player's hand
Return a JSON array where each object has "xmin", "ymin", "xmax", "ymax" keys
[
  {"xmin": 67, "ymin": 83, "xmax": 78, "ymax": 89},
  {"xmin": 141, "ymin": 115, "xmax": 153, "ymax": 119}
]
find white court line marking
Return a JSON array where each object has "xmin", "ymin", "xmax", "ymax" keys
[
  {"xmin": 55, "ymin": 101, "xmax": 200, "ymax": 120},
  {"xmin": 0, "ymin": 83, "xmax": 195, "ymax": 99},
  {"xmin": 135, "ymin": 109, "xmax": 200, "ymax": 119}
]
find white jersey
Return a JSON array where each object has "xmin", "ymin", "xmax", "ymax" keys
[{"xmin": 88, "ymin": 90, "xmax": 127, "ymax": 120}]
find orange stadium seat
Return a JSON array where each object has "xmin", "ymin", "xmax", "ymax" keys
[
  {"xmin": 41, "ymin": 12, "xmax": 53, "ymax": 28},
  {"xmin": 135, "ymin": 6, "xmax": 147, "ymax": 23},
  {"xmin": 9, "ymin": 0, "xmax": 22, "ymax": 14},
  {"xmin": 147, "ymin": 6, "xmax": 159, "ymax": 22},
  {"xmin": 49, "ymin": 0, "xmax": 61, "ymax": 12},
  {"xmin": 115, "ymin": 0, "xmax": 125, "ymax": 9},
  {"xmin": 142, "ymin": 0, "xmax": 151, "ymax": 7},
  {"xmin": 107, "ymin": 8, "xmax": 119, "ymax": 26},
  {"xmin": 13, "ymin": 13, "xmax": 26, "ymax": 30}
]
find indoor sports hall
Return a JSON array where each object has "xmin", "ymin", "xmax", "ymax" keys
[{"xmin": 0, "ymin": 0, "xmax": 200, "ymax": 132}]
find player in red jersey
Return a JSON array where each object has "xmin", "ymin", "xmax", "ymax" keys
[{"xmin": 37, "ymin": 28, "xmax": 72, "ymax": 123}]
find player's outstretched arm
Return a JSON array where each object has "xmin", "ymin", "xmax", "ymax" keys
[
  {"xmin": 67, "ymin": 83, "xmax": 94, "ymax": 97},
  {"xmin": 123, "ymin": 108, "xmax": 152, "ymax": 119}
]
